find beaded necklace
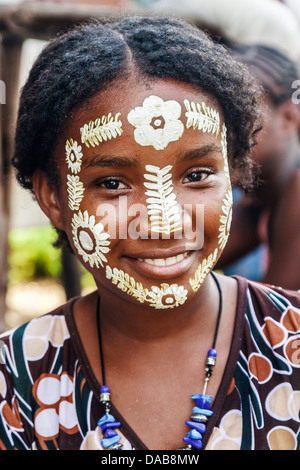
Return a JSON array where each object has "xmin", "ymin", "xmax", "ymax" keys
[{"xmin": 96, "ymin": 271, "xmax": 223, "ymax": 450}]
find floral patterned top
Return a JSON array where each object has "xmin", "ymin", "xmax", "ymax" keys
[{"xmin": 0, "ymin": 276, "xmax": 299, "ymax": 450}]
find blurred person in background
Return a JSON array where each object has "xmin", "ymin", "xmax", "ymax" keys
[
  {"xmin": 142, "ymin": 0, "xmax": 300, "ymax": 289},
  {"xmin": 217, "ymin": 45, "xmax": 300, "ymax": 290},
  {"xmin": 136, "ymin": 0, "xmax": 300, "ymax": 63}
]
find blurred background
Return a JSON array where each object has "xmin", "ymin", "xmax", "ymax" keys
[{"xmin": 1, "ymin": 0, "xmax": 300, "ymax": 332}]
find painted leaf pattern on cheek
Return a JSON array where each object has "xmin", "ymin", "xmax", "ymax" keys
[
  {"xmin": 219, "ymin": 190, "xmax": 233, "ymax": 251},
  {"xmin": 65, "ymin": 118, "xmax": 115, "ymax": 270},
  {"xmin": 219, "ymin": 123, "xmax": 233, "ymax": 250},
  {"xmin": 188, "ymin": 122, "xmax": 231, "ymax": 291},
  {"xmin": 67, "ymin": 175, "xmax": 85, "ymax": 211}
]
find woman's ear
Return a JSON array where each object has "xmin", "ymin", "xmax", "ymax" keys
[
  {"xmin": 278, "ymin": 101, "xmax": 300, "ymax": 136},
  {"xmin": 32, "ymin": 170, "xmax": 65, "ymax": 230}
]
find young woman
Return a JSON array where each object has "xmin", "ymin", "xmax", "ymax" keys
[{"xmin": 0, "ymin": 16, "xmax": 299, "ymax": 451}]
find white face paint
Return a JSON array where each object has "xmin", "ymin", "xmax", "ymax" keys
[
  {"xmin": 127, "ymin": 95, "xmax": 184, "ymax": 150},
  {"xmin": 143, "ymin": 164, "xmax": 182, "ymax": 234},
  {"xmin": 219, "ymin": 123, "xmax": 232, "ymax": 250},
  {"xmin": 189, "ymin": 248, "xmax": 219, "ymax": 293},
  {"xmin": 65, "ymin": 96, "xmax": 228, "ymax": 309},
  {"xmin": 221, "ymin": 123, "xmax": 230, "ymax": 183},
  {"xmin": 67, "ymin": 174, "xmax": 85, "ymax": 211},
  {"xmin": 65, "ymin": 113, "xmax": 122, "ymax": 269},
  {"xmin": 184, "ymin": 99, "xmax": 220, "ymax": 136},
  {"xmin": 65, "ymin": 139, "xmax": 83, "ymax": 174},
  {"xmin": 218, "ymin": 189, "xmax": 233, "ymax": 251},
  {"xmin": 105, "ymin": 265, "xmax": 188, "ymax": 309},
  {"xmin": 71, "ymin": 210, "xmax": 110, "ymax": 269},
  {"xmin": 80, "ymin": 112, "xmax": 123, "ymax": 148}
]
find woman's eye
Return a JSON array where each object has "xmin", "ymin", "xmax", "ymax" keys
[
  {"xmin": 99, "ymin": 179, "xmax": 128, "ymax": 190},
  {"xmin": 183, "ymin": 170, "xmax": 210, "ymax": 183}
]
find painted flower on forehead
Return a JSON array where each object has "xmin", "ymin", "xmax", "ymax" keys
[
  {"xmin": 71, "ymin": 210, "xmax": 110, "ymax": 268},
  {"xmin": 65, "ymin": 139, "xmax": 83, "ymax": 174},
  {"xmin": 127, "ymin": 95, "xmax": 184, "ymax": 151}
]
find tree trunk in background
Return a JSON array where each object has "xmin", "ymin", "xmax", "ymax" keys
[{"xmin": 0, "ymin": 35, "xmax": 22, "ymax": 332}]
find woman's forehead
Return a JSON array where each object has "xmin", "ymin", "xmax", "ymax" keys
[{"xmin": 60, "ymin": 78, "xmax": 225, "ymax": 158}]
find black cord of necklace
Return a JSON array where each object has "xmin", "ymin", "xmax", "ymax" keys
[
  {"xmin": 96, "ymin": 271, "xmax": 223, "ymax": 388},
  {"xmin": 96, "ymin": 294, "xmax": 106, "ymax": 387},
  {"xmin": 210, "ymin": 271, "xmax": 223, "ymax": 350}
]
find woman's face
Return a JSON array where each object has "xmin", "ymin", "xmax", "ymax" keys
[{"xmin": 55, "ymin": 78, "xmax": 232, "ymax": 309}]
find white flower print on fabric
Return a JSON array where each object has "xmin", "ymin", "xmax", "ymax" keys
[
  {"xmin": 206, "ymin": 410, "xmax": 242, "ymax": 450},
  {"xmin": 33, "ymin": 372, "xmax": 79, "ymax": 440},
  {"xmin": 24, "ymin": 315, "xmax": 70, "ymax": 361},
  {"xmin": 67, "ymin": 174, "xmax": 85, "ymax": 211},
  {"xmin": 106, "ymin": 265, "xmax": 188, "ymax": 309},
  {"xmin": 127, "ymin": 95, "xmax": 184, "ymax": 151},
  {"xmin": 144, "ymin": 164, "xmax": 182, "ymax": 234},
  {"xmin": 71, "ymin": 210, "xmax": 110, "ymax": 268},
  {"xmin": 218, "ymin": 190, "xmax": 233, "ymax": 251},
  {"xmin": 65, "ymin": 139, "xmax": 83, "ymax": 174}
]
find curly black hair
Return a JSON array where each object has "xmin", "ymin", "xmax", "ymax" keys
[{"xmin": 12, "ymin": 16, "xmax": 262, "ymax": 211}]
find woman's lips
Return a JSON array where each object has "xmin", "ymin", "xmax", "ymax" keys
[
  {"xmin": 138, "ymin": 251, "xmax": 189, "ymax": 266},
  {"xmin": 123, "ymin": 250, "xmax": 196, "ymax": 279}
]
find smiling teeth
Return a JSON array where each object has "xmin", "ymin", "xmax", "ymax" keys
[{"xmin": 138, "ymin": 252, "xmax": 188, "ymax": 266}]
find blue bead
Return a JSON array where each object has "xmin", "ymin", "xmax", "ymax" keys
[
  {"xmin": 104, "ymin": 428, "xmax": 118, "ymax": 438},
  {"xmin": 208, "ymin": 348, "xmax": 217, "ymax": 358},
  {"xmin": 101, "ymin": 435, "xmax": 122, "ymax": 448},
  {"xmin": 191, "ymin": 394, "xmax": 213, "ymax": 403},
  {"xmin": 185, "ymin": 420, "xmax": 206, "ymax": 434},
  {"xmin": 187, "ymin": 429, "xmax": 202, "ymax": 440},
  {"xmin": 97, "ymin": 413, "xmax": 116, "ymax": 427},
  {"xmin": 101, "ymin": 421, "xmax": 121, "ymax": 432},
  {"xmin": 196, "ymin": 395, "xmax": 213, "ymax": 409},
  {"xmin": 191, "ymin": 394, "xmax": 213, "ymax": 409},
  {"xmin": 183, "ymin": 437, "xmax": 203, "ymax": 450},
  {"xmin": 192, "ymin": 406, "xmax": 213, "ymax": 417},
  {"xmin": 100, "ymin": 385, "xmax": 110, "ymax": 393}
]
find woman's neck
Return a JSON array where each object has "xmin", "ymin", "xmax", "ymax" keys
[{"xmin": 96, "ymin": 273, "xmax": 220, "ymax": 345}]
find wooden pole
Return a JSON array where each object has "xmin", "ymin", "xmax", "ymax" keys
[{"xmin": 0, "ymin": 34, "xmax": 22, "ymax": 332}]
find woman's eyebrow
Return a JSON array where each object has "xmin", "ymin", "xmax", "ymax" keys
[
  {"xmin": 176, "ymin": 144, "xmax": 222, "ymax": 163},
  {"xmin": 82, "ymin": 154, "xmax": 140, "ymax": 169}
]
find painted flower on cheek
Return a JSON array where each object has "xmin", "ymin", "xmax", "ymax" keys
[
  {"xmin": 71, "ymin": 210, "xmax": 110, "ymax": 268},
  {"xmin": 127, "ymin": 95, "xmax": 184, "ymax": 150}
]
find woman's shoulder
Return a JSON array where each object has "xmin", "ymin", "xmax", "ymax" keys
[
  {"xmin": 235, "ymin": 276, "xmax": 300, "ymax": 368},
  {"xmin": 235, "ymin": 275, "xmax": 300, "ymax": 315},
  {"xmin": 0, "ymin": 297, "xmax": 80, "ymax": 363},
  {"xmin": 247, "ymin": 278, "xmax": 300, "ymax": 314}
]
